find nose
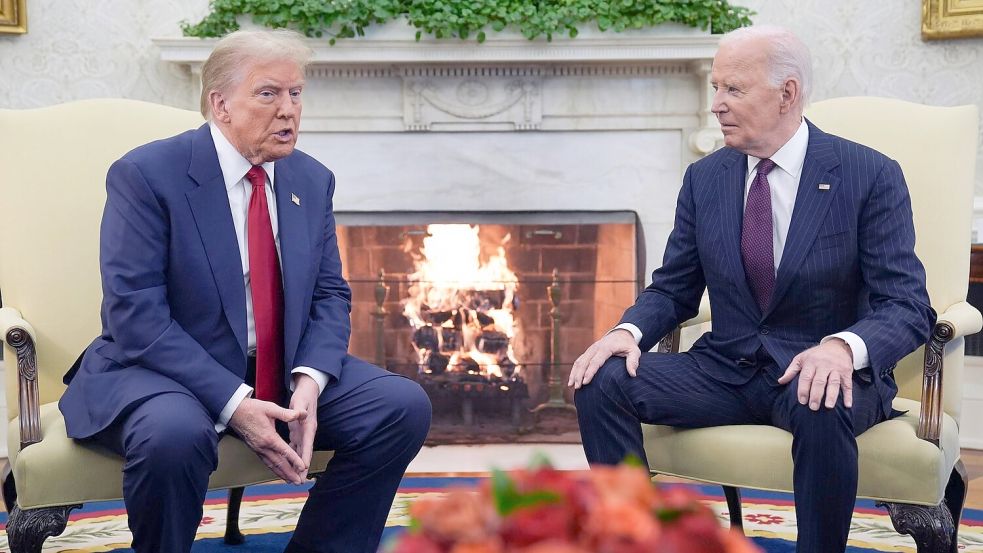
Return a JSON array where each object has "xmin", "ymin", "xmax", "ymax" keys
[
  {"xmin": 276, "ymin": 92, "xmax": 299, "ymax": 118},
  {"xmin": 711, "ymin": 89, "xmax": 726, "ymax": 115}
]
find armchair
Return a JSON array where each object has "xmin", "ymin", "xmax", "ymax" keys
[
  {"xmin": 0, "ymin": 99, "xmax": 333, "ymax": 552},
  {"xmin": 645, "ymin": 97, "xmax": 981, "ymax": 552}
]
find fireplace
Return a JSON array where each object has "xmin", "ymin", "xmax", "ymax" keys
[
  {"xmin": 158, "ymin": 25, "xmax": 721, "ymax": 443},
  {"xmin": 336, "ymin": 212, "xmax": 640, "ymax": 442}
]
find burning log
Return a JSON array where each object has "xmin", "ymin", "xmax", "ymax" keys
[
  {"xmin": 477, "ymin": 330, "xmax": 509, "ymax": 354},
  {"xmin": 468, "ymin": 290, "xmax": 506, "ymax": 310},
  {"xmin": 412, "ymin": 325, "xmax": 439, "ymax": 350},
  {"xmin": 440, "ymin": 328, "xmax": 462, "ymax": 352},
  {"xmin": 475, "ymin": 312, "xmax": 495, "ymax": 327},
  {"xmin": 425, "ymin": 351, "xmax": 449, "ymax": 375}
]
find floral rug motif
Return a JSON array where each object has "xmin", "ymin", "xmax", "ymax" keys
[{"xmin": 0, "ymin": 477, "xmax": 981, "ymax": 552}]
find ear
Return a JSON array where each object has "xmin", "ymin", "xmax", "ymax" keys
[
  {"xmin": 779, "ymin": 78, "xmax": 800, "ymax": 115},
  {"xmin": 209, "ymin": 90, "xmax": 232, "ymax": 124}
]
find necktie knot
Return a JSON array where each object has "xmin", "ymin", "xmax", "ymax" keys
[
  {"xmin": 756, "ymin": 158, "xmax": 776, "ymax": 177},
  {"xmin": 246, "ymin": 165, "xmax": 266, "ymax": 190}
]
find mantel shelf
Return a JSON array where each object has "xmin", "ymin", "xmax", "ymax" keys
[{"xmin": 154, "ymin": 27, "xmax": 719, "ymax": 66}]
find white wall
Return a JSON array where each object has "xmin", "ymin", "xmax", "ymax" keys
[{"xmin": 0, "ymin": 0, "xmax": 206, "ymax": 110}]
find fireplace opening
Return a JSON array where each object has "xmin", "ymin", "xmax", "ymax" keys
[{"xmin": 336, "ymin": 211, "xmax": 641, "ymax": 444}]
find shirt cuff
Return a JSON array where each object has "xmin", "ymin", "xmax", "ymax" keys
[
  {"xmin": 214, "ymin": 383, "xmax": 253, "ymax": 433},
  {"xmin": 291, "ymin": 366, "xmax": 329, "ymax": 396},
  {"xmin": 821, "ymin": 332, "xmax": 869, "ymax": 371},
  {"xmin": 612, "ymin": 323, "xmax": 643, "ymax": 345}
]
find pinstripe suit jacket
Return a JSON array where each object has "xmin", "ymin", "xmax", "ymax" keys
[{"xmin": 620, "ymin": 120, "xmax": 936, "ymax": 417}]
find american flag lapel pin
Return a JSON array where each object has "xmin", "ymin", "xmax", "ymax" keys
[
  {"xmin": 818, "ymin": 183, "xmax": 831, "ymax": 191},
  {"xmin": 291, "ymin": 193, "xmax": 301, "ymax": 206}
]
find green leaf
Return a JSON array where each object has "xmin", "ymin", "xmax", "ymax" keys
[{"xmin": 491, "ymin": 468, "xmax": 561, "ymax": 516}]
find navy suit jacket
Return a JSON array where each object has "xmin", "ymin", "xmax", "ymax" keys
[
  {"xmin": 60, "ymin": 124, "xmax": 353, "ymax": 439},
  {"xmin": 620, "ymin": 120, "xmax": 935, "ymax": 417}
]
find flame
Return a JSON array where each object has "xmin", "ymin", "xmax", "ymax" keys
[{"xmin": 403, "ymin": 224, "xmax": 521, "ymax": 380}]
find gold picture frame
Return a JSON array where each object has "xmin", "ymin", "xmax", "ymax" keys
[
  {"xmin": 0, "ymin": 0, "xmax": 26, "ymax": 34},
  {"xmin": 923, "ymin": 0, "xmax": 983, "ymax": 40}
]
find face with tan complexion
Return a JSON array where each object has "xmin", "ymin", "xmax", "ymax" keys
[
  {"xmin": 710, "ymin": 37, "xmax": 803, "ymax": 159},
  {"xmin": 209, "ymin": 57, "xmax": 304, "ymax": 165}
]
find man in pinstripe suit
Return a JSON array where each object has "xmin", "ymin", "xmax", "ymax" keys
[{"xmin": 569, "ymin": 26, "xmax": 935, "ymax": 553}]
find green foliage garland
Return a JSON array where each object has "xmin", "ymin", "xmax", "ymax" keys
[{"xmin": 181, "ymin": 0, "xmax": 754, "ymax": 44}]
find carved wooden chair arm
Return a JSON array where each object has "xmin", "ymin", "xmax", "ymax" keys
[
  {"xmin": 0, "ymin": 307, "xmax": 43, "ymax": 450},
  {"xmin": 657, "ymin": 294, "xmax": 711, "ymax": 353},
  {"xmin": 917, "ymin": 301, "xmax": 983, "ymax": 445}
]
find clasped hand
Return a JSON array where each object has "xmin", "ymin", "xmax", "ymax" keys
[{"xmin": 228, "ymin": 375, "xmax": 320, "ymax": 485}]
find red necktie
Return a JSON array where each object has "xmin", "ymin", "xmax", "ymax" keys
[
  {"xmin": 245, "ymin": 165, "xmax": 285, "ymax": 403},
  {"xmin": 741, "ymin": 158, "xmax": 777, "ymax": 313}
]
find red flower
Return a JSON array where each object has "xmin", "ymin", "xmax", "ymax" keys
[
  {"xmin": 501, "ymin": 503, "xmax": 576, "ymax": 547},
  {"xmin": 390, "ymin": 533, "xmax": 443, "ymax": 553}
]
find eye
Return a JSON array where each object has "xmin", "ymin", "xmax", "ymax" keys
[
  {"xmin": 290, "ymin": 89, "xmax": 302, "ymax": 98},
  {"xmin": 258, "ymin": 90, "xmax": 276, "ymax": 99}
]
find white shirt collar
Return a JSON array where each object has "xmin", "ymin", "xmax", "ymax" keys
[
  {"xmin": 747, "ymin": 118, "xmax": 809, "ymax": 180},
  {"xmin": 208, "ymin": 122, "xmax": 276, "ymax": 192}
]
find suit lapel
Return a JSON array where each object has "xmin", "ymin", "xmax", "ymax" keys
[
  {"xmin": 718, "ymin": 150, "xmax": 761, "ymax": 316},
  {"xmin": 185, "ymin": 125, "xmax": 249, "ymax": 355},
  {"xmin": 272, "ymin": 159, "xmax": 311, "ymax": 367},
  {"xmin": 764, "ymin": 121, "xmax": 841, "ymax": 318}
]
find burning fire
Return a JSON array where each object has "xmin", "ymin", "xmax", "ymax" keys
[{"xmin": 403, "ymin": 224, "xmax": 521, "ymax": 380}]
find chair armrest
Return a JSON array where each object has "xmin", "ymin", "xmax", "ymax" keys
[
  {"xmin": 679, "ymin": 294, "xmax": 712, "ymax": 328},
  {"xmin": 936, "ymin": 301, "xmax": 983, "ymax": 339},
  {"xmin": 0, "ymin": 307, "xmax": 43, "ymax": 450},
  {"xmin": 917, "ymin": 301, "xmax": 982, "ymax": 445},
  {"xmin": 658, "ymin": 294, "xmax": 711, "ymax": 353}
]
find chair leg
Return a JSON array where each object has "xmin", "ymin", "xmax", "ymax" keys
[
  {"xmin": 722, "ymin": 485, "xmax": 744, "ymax": 533},
  {"xmin": 943, "ymin": 460, "xmax": 969, "ymax": 553},
  {"xmin": 2, "ymin": 461, "xmax": 17, "ymax": 513},
  {"xmin": 6, "ymin": 502, "xmax": 80, "ymax": 553},
  {"xmin": 878, "ymin": 500, "xmax": 954, "ymax": 553},
  {"xmin": 224, "ymin": 486, "xmax": 246, "ymax": 545}
]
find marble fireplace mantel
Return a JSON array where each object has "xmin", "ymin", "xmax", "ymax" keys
[
  {"xmin": 155, "ymin": 24, "xmax": 722, "ymax": 153},
  {"xmin": 155, "ymin": 25, "xmax": 723, "ymax": 276}
]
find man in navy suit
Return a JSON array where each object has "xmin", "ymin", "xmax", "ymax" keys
[
  {"xmin": 569, "ymin": 26, "xmax": 934, "ymax": 552},
  {"xmin": 59, "ymin": 29, "xmax": 431, "ymax": 553}
]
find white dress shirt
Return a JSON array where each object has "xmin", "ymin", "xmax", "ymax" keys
[
  {"xmin": 210, "ymin": 123, "xmax": 329, "ymax": 432},
  {"xmin": 617, "ymin": 119, "xmax": 870, "ymax": 371}
]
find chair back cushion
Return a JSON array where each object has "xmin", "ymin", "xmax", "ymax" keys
[
  {"xmin": 805, "ymin": 97, "xmax": 978, "ymax": 421},
  {"xmin": 0, "ymin": 99, "xmax": 203, "ymax": 421}
]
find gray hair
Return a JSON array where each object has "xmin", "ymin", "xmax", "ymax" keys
[
  {"xmin": 719, "ymin": 25, "xmax": 813, "ymax": 107},
  {"xmin": 199, "ymin": 29, "xmax": 313, "ymax": 119}
]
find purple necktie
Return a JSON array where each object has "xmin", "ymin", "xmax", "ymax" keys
[{"xmin": 741, "ymin": 158, "xmax": 777, "ymax": 313}]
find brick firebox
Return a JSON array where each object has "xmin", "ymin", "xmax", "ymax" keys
[{"xmin": 335, "ymin": 212, "xmax": 640, "ymax": 442}]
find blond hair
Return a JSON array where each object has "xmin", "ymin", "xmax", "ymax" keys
[{"xmin": 199, "ymin": 29, "xmax": 313, "ymax": 119}]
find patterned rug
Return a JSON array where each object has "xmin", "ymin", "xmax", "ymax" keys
[{"xmin": 1, "ymin": 476, "xmax": 981, "ymax": 552}]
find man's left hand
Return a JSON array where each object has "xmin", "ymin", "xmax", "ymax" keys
[
  {"xmin": 289, "ymin": 374, "xmax": 320, "ymax": 480},
  {"xmin": 777, "ymin": 339, "xmax": 854, "ymax": 411}
]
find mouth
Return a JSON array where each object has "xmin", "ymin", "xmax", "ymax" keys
[{"xmin": 273, "ymin": 129, "xmax": 295, "ymax": 142}]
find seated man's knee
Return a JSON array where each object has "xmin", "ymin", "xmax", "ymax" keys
[
  {"xmin": 126, "ymin": 400, "xmax": 218, "ymax": 473},
  {"xmin": 384, "ymin": 377, "xmax": 432, "ymax": 445},
  {"xmin": 573, "ymin": 356, "xmax": 628, "ymax": 410}
]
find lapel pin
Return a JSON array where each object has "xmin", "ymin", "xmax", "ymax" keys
[
  {"xmin": 818, "ymin": 183, "xmax": 831, "ymax": 191},
  {"xmin": 291, "ymin": 193, "xmax": 301, "ymax": 206}
]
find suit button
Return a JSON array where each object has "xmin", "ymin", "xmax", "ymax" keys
[{"xmin": 759, "ymin": 326, "xmax": 770, "ymax": 335}]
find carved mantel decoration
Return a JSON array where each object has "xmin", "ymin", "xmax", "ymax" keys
[{"xmin": 155, "ymin": 25, "xmax": 722, "ymax": 157}]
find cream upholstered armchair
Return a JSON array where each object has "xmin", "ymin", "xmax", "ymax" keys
[
  {"xmin": 646, "ymin": 97, "xmax": 981, "ymax": 552},
  {"xmin": 0, "ymin": 99, "xmax": 333, "ymax": 552}
]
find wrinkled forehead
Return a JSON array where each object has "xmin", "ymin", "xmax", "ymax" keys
[
  {"xmin": 711, "ymin": 39, "xmax": 771, "ymax": 78},
  {"xmin": 234, "ymin": 56, "xmax": 306, "ymax": 87}
]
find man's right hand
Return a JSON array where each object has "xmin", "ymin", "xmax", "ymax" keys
[
  {"xmin": 229, "ymin": 398, "xmax": 308, "ymax": 485},
  {"xmin": 567, "ymin": 329, "xmax": 641, "ymax": 389}
]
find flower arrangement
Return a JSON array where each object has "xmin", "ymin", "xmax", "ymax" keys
[{"xmin": 388, "ymin": 463, "xmax": 761, "ymax": 553}]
